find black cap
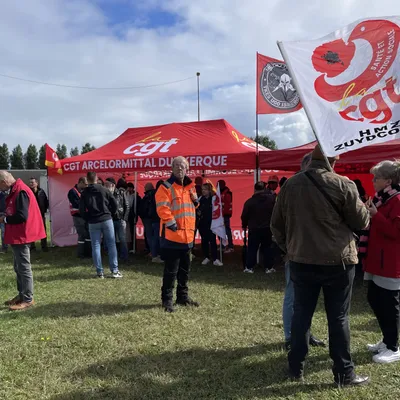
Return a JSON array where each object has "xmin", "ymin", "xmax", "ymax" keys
[{"xmin": 106, "ymin": 177, "xmax": 116, "ymax": 185}]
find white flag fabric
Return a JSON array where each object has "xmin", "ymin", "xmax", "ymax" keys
[
  {"xmin": 211, "ymin": 183, "xmax": 228, "ymax": 245},
  {"xmin": 279, "ymin": 16, "xmax": 400, "ymax": 157}
]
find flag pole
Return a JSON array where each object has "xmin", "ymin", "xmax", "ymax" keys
[
  {"xmin": 197, "ymin": 72, "xmax": 201, "ymax": 121},
  {"xmin": 132, "ymin": 171, "xmax": 138, "ymax": 254},
  {"xmin": 255, "ymin": 52, "xmax": 260, "ymax": 181},
  {"xmin": 277, "ymin": 41, "xmax": 333, "ymax": 171}
]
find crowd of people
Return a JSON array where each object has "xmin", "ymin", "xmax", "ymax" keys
[{"xmin": 1, "ymin": 146, "xmax": 400, "ymax": 388}]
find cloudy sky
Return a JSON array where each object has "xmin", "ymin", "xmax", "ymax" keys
[{"xmin": 0, "ymin": 0, "xmax": 397, "ymax": 154}]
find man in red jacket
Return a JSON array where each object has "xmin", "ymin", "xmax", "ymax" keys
[{"xmin": 0, "ymin": 171, "xmax": 46, "ymax": 311}]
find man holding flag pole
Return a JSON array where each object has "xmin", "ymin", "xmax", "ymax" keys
[{"xmin": 270, "ymin": 16, "xmax": 400, "ymax": 387}]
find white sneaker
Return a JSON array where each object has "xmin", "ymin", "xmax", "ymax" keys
[
  {"xmin": 213, "ymin": 260, "xmax": 223, "ymax": 266},
  {"xmin": 367, "ymin": 340, "xmax": 387, "ymax": 353},
  {"xmin": 266, "ymin": 268, "xmax": 276, "ymax": 274},
  {"xmin": 110, "ymin": 271, "xmax": 123, "ymax": 279},
  {"xmin": 373, "ymin": 348, "xmax": 400, "ymax": 364},
  {"xmin": 243, "ymin": 268, "xmax": 254, "ymax": 274},
  {"xmin": 152, "ymin": 256, "xmax": 164, "ymax": 264},
  {"xmin": 201, "ymin": 258, "xmax": 210, "ymax": 265}
]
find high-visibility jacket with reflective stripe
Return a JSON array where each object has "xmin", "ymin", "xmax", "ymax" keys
[
  {"xmin": 68, "ymin": 186, "xmax": 82, "ymax": 216},
  {"xmin": 156, "ymin": 175, "xmax": 198, "ymax": 249}
]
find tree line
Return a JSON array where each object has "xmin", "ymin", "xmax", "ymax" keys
[{"xmin": 0, "ymin": 143, "xmax": 96, "ymax": 170}]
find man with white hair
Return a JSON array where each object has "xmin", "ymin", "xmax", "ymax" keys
[
  {"xmin": 0, "ymin": 171, "xmax": 46, "ymax": 310},
  {"xmin": 156, "ymin": 156, "xmax": 199, "ymax": 313}
]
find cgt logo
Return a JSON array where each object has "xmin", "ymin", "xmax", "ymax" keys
[
  {"xmin": 312, "ymin": 19, "xmax": 400, "ymax": 124},
  {"xmin": 231, "ymin": 130, "xmax": 267, "ymax": 150},
  {"xmin": 123, "ymin": 132, "xmax": 179, "ymax": 156}
]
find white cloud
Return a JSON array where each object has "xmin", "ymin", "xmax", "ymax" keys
[{"xmin": 0, "ymin": 0, "xmax": 398, "ymax": 154}]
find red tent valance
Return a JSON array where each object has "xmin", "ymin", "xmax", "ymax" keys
[
  {"xmin": 59, "ymin": 119, "xmax": 268, "ymax": 174},
  {"xmin": 260, "ymin": 139, "xmax": 400, "ymax": 173}
]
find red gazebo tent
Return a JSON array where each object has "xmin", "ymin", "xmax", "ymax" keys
[
  {"xmin": 59, "ymin": 119, "xmax": 268, "ymax": 174},
  {"xmin": 259, "ymin": 139, "xmax": 400, "ymax": 174},
  {"xmin": 49, "ymin": 119, "xmax": 271, "ymax": 247}
]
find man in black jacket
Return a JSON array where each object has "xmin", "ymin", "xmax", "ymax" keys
[
  {"xmin": 29, "ymin": 178, "xmax": 49, "ymax": 252},
  {"xmin": 80, "ymin": 172, "xmax": 122, "ymax": 278},
  {"xmin": 68, "ymin": 177, "xmax": 90, "ymax": 258},
  {"xmin": 105, "ymin": 177, "xmax": 129, "ymax": 262},
  {"xmin": 241, "ymin": 181, "xmax": 276, "ymax": 274},
  {"xmin": 141, "ymin": 182, "xmax": 163, "ymax": 263}
]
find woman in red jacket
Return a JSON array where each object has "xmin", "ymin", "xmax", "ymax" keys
[{"xmin": 363, "ymin": 160, "xmax": 400, "ymax": 364}]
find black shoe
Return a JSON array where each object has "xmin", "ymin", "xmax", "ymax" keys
[
  {"xmin": 288, "ymin": 370, "xmax": 304, "ymax": 382},
  {"xmin": 285, "ymin": 340, "xmax": 291, "ymax": 352},
  {"xmin": 334, "ymin": 375, "xmax": 369, "ymax": 387},
  {"xmin": 176, "ymin": 298, "xmax": 200, "ymax": 307},
  {"xmin": 309, "ymin": 335, "xmax": 326, "ymax": 347},
  {"xmin": 42, "ymin": 247, "xmax": 49, "ymax": 253},
  {"xmin": 162, "ymin": 302, "xmax": 175, "ymax": 313}
]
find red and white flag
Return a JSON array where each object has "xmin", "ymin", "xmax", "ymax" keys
[
  {"xmin": 256, "ymin": 52, "xmax": 302, "ymax": 114},
  {"xmin": 211, "ymin": 183, "xmax": 228, "ymax": 245},
  {"xmin": 278, "ymin": 17, "xmax": 400, "ymax": 157},
  {"xmin": 45, "ymin": 144, "xmax": 63, "ymax": 175}
]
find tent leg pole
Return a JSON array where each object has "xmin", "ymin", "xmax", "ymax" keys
[{"xmin": 133, "ymin": 172, "xmax": 138, "ymax": 254}]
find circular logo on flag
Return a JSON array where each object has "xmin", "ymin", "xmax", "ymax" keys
[{"xmin": 260, "ymin": 62, "xmax": 300, "ymax": 110}]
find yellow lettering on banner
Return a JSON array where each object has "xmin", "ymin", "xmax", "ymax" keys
[
  {"xmin": 340, "ymin": 83, "xmax": 367, "ymax": 109},
  {"xmin": 138, "ymin": 132, "xmax": 162, "ymax": 143}
]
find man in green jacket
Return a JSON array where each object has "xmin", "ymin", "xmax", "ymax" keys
[{"xmin": 271, "ymin": 144, "xmax": 369, "ymax": 387}]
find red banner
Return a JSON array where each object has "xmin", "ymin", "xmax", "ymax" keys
[{"xmin": 256, "ymin": 52, "xmax": 303, "ymax": 114}]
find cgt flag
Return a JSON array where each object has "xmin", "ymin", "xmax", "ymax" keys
[
  {"xmin": 278, "ymin": 17, "xmax": 400, "ymax": 157},
  {"xmin": 211, "ymin": 183, "xmax": 228, "ymax": 246},
  {"xmin": 45, "ymin": 144, "xmax": 63, "ymax": 175},
  {"xmin": 256, "ymin": 52, "xmax": 302, "ymax": 114}
]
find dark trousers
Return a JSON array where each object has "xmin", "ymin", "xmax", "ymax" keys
[
  {"xmin": 199, "ymin": 227, "xmax": 218, "ymax": 261},
  {"xmin": 289, "ymin": 262, "xmax": 355, "ymax": 381},
  {"xmin": 367, "ymin": 280, "xmax": 400, "ymax": 351},
  {"xmin": 31, "ymin": 215, "xmax": 47, "ymax": 250},
  {"xmin": 161, "ymin": 248, "xmax": 191, "ymax": 303},
  {"xmin": 224, "ymin": 216, "xmax": 234, "ymax": 248},
  {"xmin": 73, "ymin": 216, "xmax": 91, "ymax": 258},
  {"xmin": 246, "ymin": 228, "xmax": 273, "ymax": 270}
]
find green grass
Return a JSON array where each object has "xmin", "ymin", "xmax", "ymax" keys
[{"xmin": 0, "ymin": 248, "xmax": 399, "ymax": 400}]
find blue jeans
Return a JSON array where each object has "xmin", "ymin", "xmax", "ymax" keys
[
  {"xmin": 282, "ymin": 261, "xmax": 294, "ymax": 341},
  {"xmin": 89, "ymin": 219, "xmax": 119, "ymax": 275},
  {"xmin": 114, "ymin": 219, "xmax": 128, "ymax": 261},
  {"xmin": 0, "ymin": 222, "xmax": 7, "ymax": 250},
  {"xmin": 151, "ymin": 222, "xmax": 160, "ymax": 257}
]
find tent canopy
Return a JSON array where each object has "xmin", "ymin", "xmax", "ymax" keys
[
  {"xmin": 260, "ymin": 139, "xmax": 400, "ymax": 173},
  {"xmin": 61, "ymin": 119, "xmax": 267, "ymax": 174}
]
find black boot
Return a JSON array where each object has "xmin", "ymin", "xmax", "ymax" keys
[
  {"xmin": 162, "ymin": 301, "xmax": 175, "ymax": 313},
  {"xmin": 84, "ymin": 240, "xmax": 92, "ymax": 258},
  {"xmin": 309, "ymin": 335, "xmax": 326, "ymax": 347},
  {"xmin": 77, "ymin": 242, "xmax": 86, "ymax": 259},
  {"xmin": 176, "ymin": 297, "xmax": 200, "ymax": 307}
]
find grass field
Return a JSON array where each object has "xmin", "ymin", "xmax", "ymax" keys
[{"xmin": 0, "ymin": 246, "xmax": 399, "ymax": 400}]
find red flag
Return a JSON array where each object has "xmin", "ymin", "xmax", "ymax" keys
[
  {"xmin": 45, "ymin": 144, "xmax": 63, "ymax": 175},
  {"xmin": 256, "ymin": 52, "xmax": 302, "ymax": 114}
]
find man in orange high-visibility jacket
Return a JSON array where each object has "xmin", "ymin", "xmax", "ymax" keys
[{"xmin": 156, "ymin": 156, "xmax": 199, "ymax": 313}]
